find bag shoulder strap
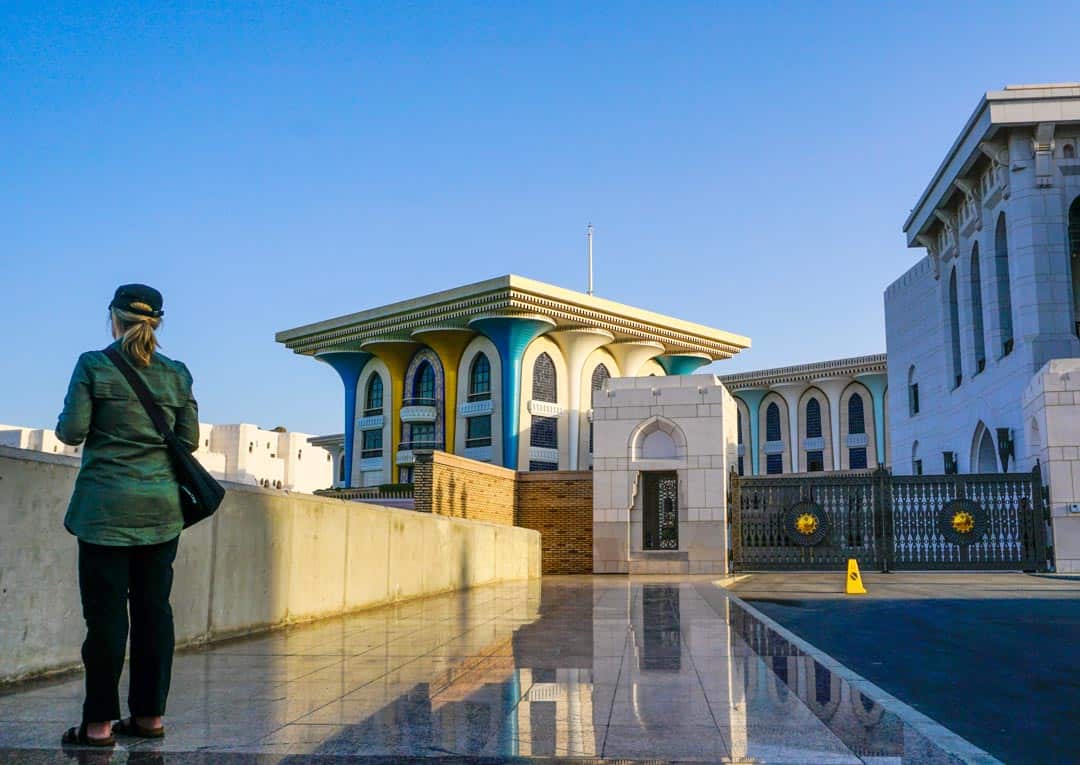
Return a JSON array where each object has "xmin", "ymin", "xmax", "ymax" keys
[{"xmin": 102, "ymin": 347, "xmax": 175, "ymax": 442}]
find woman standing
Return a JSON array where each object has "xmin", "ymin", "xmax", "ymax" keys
[{"xmin": 57, "ymin": 284, "xmax": 199, "ymax": 747}]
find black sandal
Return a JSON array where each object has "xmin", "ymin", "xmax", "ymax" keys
[
  {"xmin": 113, "ymin": 717, "xmax": 165, "ymax": 738},
  {"xmin": 61, "ymin": 723, "xmax": 115, "ymax": 747}
]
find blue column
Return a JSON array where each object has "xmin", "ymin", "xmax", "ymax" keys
[
  {"xmin": 316, "ymin": 351, "xmax": 372, "ymax": 488},
  {"xmin": 656, "ymin": 353, "xmax": 712, "ymax": 376},
  {"xmin": 735, "ymin": 389, "xmax": 767, "ymax": 476},
  {"xmin": 469, "ymin": 316, "xmax": 554, "ymax": 470},
  {"xmin": 856, "ymin": 373, "xmax": 888, "ymax": 465}
]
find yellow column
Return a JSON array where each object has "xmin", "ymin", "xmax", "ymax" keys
[
  {"xmin": 361, "ymin": 338, "xmax": 420, "ymax": 483},
  {"xmin": 411, "ymin": 327, "xmax": 474, "ymax": 455}
]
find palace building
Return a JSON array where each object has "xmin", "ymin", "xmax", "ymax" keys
[
  {"xmin": 718, "ymin": 354, "xmax": 890, "ymax": 475},
  {"xmin": 887, "ymin": 83, "xmax": 1080, "ymax": 475},
  {"xmin": 276, "ymin": 275, "xmax": 751, "ymax": 486}
]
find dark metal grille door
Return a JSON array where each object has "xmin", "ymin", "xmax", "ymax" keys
[
  {"xmin": 729, "ymin": 467, "xmax": 1049, "ymax": 572},
  {"xmin": 644, "ymin": 471, "xmax": 679, "ymax": 550}
]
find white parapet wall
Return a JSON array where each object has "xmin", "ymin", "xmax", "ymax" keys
[
  {"xmin": 1023, "ymin": 359, "xmax": 1080, "ymax": 573},
  {"xmin": 0, "ymin": 445, "xmax": 540, "ymax": 684}
]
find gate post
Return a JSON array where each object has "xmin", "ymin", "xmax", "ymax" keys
[
  {"xmin": 728, "ymin": 467, "xmax": 741, "ymax": 574},
  {"xmin": 875, "ymin": 466, "xmax": 892, "ymax": 573},
  {"xmin": 1031, "ymin": 465, "xmax": 1049, "ymax": 572}
]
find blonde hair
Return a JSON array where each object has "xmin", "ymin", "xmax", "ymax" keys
[{"xmin": 111, "ymin": 304, "xmax": 161, "ymax": 367}]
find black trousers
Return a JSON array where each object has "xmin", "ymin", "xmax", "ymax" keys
[{"xmin": 77, "ymin": 536, "xmax": 179, "ymax": 723}]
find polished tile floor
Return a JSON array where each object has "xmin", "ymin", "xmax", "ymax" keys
[{"xmin": 0, "ymin": 577, "xmax": 968, "ymax": 763}]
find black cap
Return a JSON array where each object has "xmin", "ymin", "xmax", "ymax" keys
[{"xmin": 109, "ymin": 284, "xmax": 164, "ymax": 318}]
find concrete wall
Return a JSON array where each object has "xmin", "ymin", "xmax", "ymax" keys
[
  {"xmin": 1022, "ymin": 360, "xmax": 1080, "ymax": 573},
  {"xmin": 0, "ymin": 445, "xmax": 540, "ymax": 684}
]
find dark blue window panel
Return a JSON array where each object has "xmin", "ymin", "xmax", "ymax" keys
[
  {"xmin": 766, "ymin": 403, "xmax": 781, "ymax": 442},
  {"xmin": 466, "ymin": 415, "xmax": 491, "ymax": 447},
  {"xmin": 737, "ymin": 412, "xmax": 743, "ymax": 444},
  {"xmin": 766, "ymin": 453, "xmax": 783, "ymax": 474},
  {"xmin": 529, "ymin": 460, "xmax": 558, "ymax": 472},
  {"xmin": 365, "ymin": 375, "xmax": 383, "ymax": 413},
  {"xmin": 848, "ymin": 394, "xmax": 865, "ymax": 435},
  {"xmin": 850, "ymin": 447, "xmax": 867, "ymax": 470},
  {"xmin": 413, "ymin": 362, "xmax": 436, "ymax": 401},
  {"xmin": 469, "ymin": 354, "xmax": 491, "ymax": 399},
  {"xmin": 530, "ymin": 415, "xmax": 557, "ymax": 448},
  {"xmin": 361, "ymin": 429, "xmax": 383, "ymax": 458},
  {"xmin": 807, "ymin": 450, "xmax": 824, "ymax": 472},
  {"xmin": 532, "ymin": 353, "xmax": 557, "ymax": 403},
  {"xmin": 806, "ymin": 398, "xmax": 822, "ymax": 439}
]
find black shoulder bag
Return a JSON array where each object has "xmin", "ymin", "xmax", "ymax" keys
[{"xmin": 104, "ymin": 347, "xmax": 225, "ymax": 528}]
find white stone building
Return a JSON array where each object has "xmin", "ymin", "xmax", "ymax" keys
[
  {"xmin": 0, "ymin": 423, "xmax": 333, "ymax": 494},
  {"xmin": 591, "ymin": 374, "xmax": 737, "ymax": 574},
  {"xmin": 887, "ymin": 83, "xmax": 1080, "ymax": 476}
]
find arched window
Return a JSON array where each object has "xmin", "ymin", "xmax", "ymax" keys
[
  {"xmin": 766, "ymin": 403, "xmax": 781, "ymax": 442},
  {"xmin": 337, "ymin": 454, "xmax": 345, "ymax": 483},
  {"xmin": 907, "ymin": 365, "xmax": 919, "ymax": 416},
  {"xmin": 1065, "ymin": 143, "xmax": 1076, "ymax": 159},
  {"xmin": 970, "ymin": 244, "xmax": 986, "ymax": 373},
  {"xmin": 469, "ymin": 354, "xmax": 491, "ymax": 401},
  {"xmin": 948, "ymin": 267, "xmax": 963, "ymax": 388},
  {"xmin": 364, "ymin": 375, "xmax": 383, "ymax": 414},
  {"xmin": 765, "ymin": 402, "xmax": 782, "ymax": 474},
  {"xmin": 806, "ymin": 398, "xmax": 822, "ymax": 439},
  {"xmin": 1069, "ymin": 197, "xmax": 1080, "ymax": 336},
  {"xmin": 591, "ymin": 363, "xmax": 610, "ymax": 391},
  {"xmin": 995, "ymin": 213, "xmax": 1014, "ymax": 356},
  {"xmin": 805, "ymin": 397, "xmax": 824, "ymax": 472},
  {"xmin": 413, "ymin": 362, "xmax": 435, "ymax": 402},
  {"xmin": 848, "ymin": 394, "xmax": 867, "ymax": 470},
  {"xmin": 587, "ymin": 364, "xmax": 610, "ymax": 455},
  {"xmin": 912, "ymin": 440, "xmax": 922, "ymax": 475},
  {"xmin": 532, "ymin": 352, "xmax": 557, "ymax": 403}
]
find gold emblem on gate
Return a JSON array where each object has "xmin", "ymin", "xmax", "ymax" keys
[
  {"xmin": 951, "ymin": 510, "xmax": 976, "ymax": 534},
  {"xmin": 796, "ymin": 512, "xmax": 819, "ymax": 536}
]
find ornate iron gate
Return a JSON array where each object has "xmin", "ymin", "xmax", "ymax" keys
[{"xmin": 729, "ymin": 467, "xmax": 1050, "ymax": 572}]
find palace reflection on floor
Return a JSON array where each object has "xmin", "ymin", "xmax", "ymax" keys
[{"xmin": 0, "ymin": 576, "xmax": 963, "ymax": 763}]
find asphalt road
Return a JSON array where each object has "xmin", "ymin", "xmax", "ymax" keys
[{"xmin": 746, "ymin": 595, "xmax": 1080, "ymax": 765}]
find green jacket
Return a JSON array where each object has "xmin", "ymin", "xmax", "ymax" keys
[{"xmin": 56, "ymin": 341, "xmax": 199, "ymax": 546}]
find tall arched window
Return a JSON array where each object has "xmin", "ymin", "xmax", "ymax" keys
[
  {"xmin": 907, "ymin": 365, "xmax": 919, "ymax": 416},
  {"xmin": 591, "ymin": 363, "xmax": 610, "ymax": 392},
  {"xmin": 469, "ymin": 354, "xmax": 491, "ymax": 400},
  {"xmin": 948, "ymin": 266, "xmax": 963, "ymax": 388},
  {"xmin": 364, "ymin": 375, "xmax": 383, "ymax": 414},
  {"xmin": 1069, "ymin": 197, "xmax": 1080, "ymax": 336},
  {"xmin": 529, "ymin": 352, "xmax": 558, "ymax": 469},
  {"xmin": 806, "ymin": 398, "xmax": 822, "ymax": 439},
  {"xmin": 995, "ymin": 213, "xmax": 1014, "ymax": 356},
  {"xmin": 970, "ymin": 243, "xmax": 986, "ymax": 373},
  {"xmin": 805, "ymin": 397, "xmax": 824, "ymax": 472},
  {"xmin": 912, "ymin": 440, "xmax": 922, "ymax": 475},
  {"xmin": 532, "ymin": 353, "xmax": 557, "ymax": 403},
  {"xmin": 413, "ymin": 362, "xmax": 435, "ymax": 402},
  {"xmin": 765, "ymin": 402, "xmax": 782, "ymax": 474},
  {"xmin": 588, "ymin": 364, "xmax": 610, "ymax": 454},
  {"xmin": 848, "ymin": 394, "xmax": 867, "ymax": 470}
]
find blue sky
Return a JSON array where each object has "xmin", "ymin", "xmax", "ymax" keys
[{"xmin": 3, "ymin": 2, "xmax": 1076, "ymax": 435}]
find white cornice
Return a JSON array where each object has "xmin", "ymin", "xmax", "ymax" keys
[{"xmin": 719, "ymin": 354, "xmax": 887, "ymax": 391}]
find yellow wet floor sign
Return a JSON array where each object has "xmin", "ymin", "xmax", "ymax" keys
[{"xmin": 845, "ymin": 559, "xmax": 867, "ymax": 595}]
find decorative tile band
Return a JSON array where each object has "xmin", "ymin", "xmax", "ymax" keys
[
  {"xmin": 763, "ymin": 440, "xmax": 786, "ymax": 455},
  {"xmin": 528, "ymin": 400, "xmax": 565, "ymax": 417},
  {"xmin": 458, "ymin": 400, "xmax": 494, "ymax": 417}
]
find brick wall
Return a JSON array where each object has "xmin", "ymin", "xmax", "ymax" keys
[
  {"xmin": 412, "ymin": 451, "xmax": 594, "ymax": 574},
  {"xmin": 516, "ymin": 471, "xmax": 593, "ymax": 574},
  {"xmin": 413, "ymin": 451, "xmax": 517, "ymax": 526}
]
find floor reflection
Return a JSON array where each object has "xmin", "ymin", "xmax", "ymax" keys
[{"xmin": 0, "ymin": 576, "xmax": 981, "ymax": 763}]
